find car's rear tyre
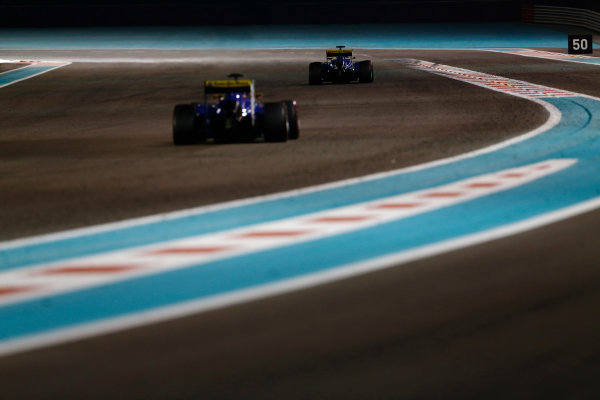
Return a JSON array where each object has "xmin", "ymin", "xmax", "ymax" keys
[
  {"xmin": 173, "ymin": 104, "xmax": 198, "ymax": 145},
  {"xmin": 264, "ymin": 102, "xmax": 289, "ymax": 142},
  {"xmin": 309, "ymin": 62, "xmax": 322, "ymax": 85},
  {"xmin": 283, "ymin": 100, "xmax": 299, "ymax": 140},
  {"xmin": 358, "ymin": 60, "xmax": 374, "ymax": 83}
]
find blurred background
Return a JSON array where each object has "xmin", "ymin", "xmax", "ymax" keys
[{"xmin": 3, "ymin": 0, "xmax": 599, "ymax": 27}]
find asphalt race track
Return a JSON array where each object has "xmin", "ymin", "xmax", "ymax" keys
[{"xmin": 1, "ymin": 35, "xmax": 600, "ymax": 398}]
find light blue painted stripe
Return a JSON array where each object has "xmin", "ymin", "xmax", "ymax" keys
[
  {"xmin": 0, "ymin": 65, "xmax": 59, "ymax": 88},
  {"xmin": 2, "ymin": 23, "xmax": 600, "ymax": 347},
  {"xmin": 1, "ymin": 95, "xmax": 600, "ymax": 341},
  {"xmin": 0, "ymin": 97, "xmax": 589, "ymax": 271},
  {"xmin": 0, "ymin": 24, "xmax": 592, "ymax": 50}
]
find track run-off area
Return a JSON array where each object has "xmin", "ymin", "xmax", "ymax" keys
[{"xmin": 1, "ymin": 24, "xmax": 600, "ymax": 398}]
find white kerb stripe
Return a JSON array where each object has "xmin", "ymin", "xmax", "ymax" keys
[{"xmin": 0, "ymin": 159, "xmax": 576, "ymax": 307}]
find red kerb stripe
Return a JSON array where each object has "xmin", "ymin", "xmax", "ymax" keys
[
  {"xmin": 534, "ymin": 164, "xmax": 551, "ymax": 170},
  {"xmin": 239, "ymin": 230, "xmax": 310, "ymax": 238},
  {"xmin": 37, "ymin": 265, "xmax": 139, "ymax": 275},
  {"xmin": 0, "ymin": 286, "xmax": 38, "ymax": 296},
  {"xmin": 423, "ymin": 192, "xmax": 463, "ymax": 198},
  {"xmin": 501, "ymin": 172, "xmax": 526, "ymax": 178},
  {"xmin": 373, "ymin": 203, "xmax": 421, "ymax": 209},
  {"xmin": 465, "ymin": 182, "xmax": 500, "ymax": 188},
  {"xmin": 150, "ymin": 247, "xmax": 231, "ymax": 255},
  {"xmin": 310, "ymin": 216, "xmax": 372, "ymax": 223}
]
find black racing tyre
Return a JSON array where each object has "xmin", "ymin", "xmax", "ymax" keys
[
  {"xmin": 263, "ymin": 102, "xmax": 289, "ymax": 142},
  {"xmin": 173, "ymin": 104, "xmax": 198, "ymax": 145},
  {"xmin": 309, "ymin": 62, "xmax": 322, "ymax": 85},
  {"xmin": 283, "ymin": 100, "xmax": 299, "ymax": 140},
  {"xmin": 358, "ymin": 60, "xmax": 374, "ymax": 83}
]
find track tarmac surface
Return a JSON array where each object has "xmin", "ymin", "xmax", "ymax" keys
[
  {"xmin": 1, "ymin": 49, "xmax": 600, "ymax": 398},
  {"xmin": 0, "ymin": 49, "xmax": 551, "ymax": 240}
]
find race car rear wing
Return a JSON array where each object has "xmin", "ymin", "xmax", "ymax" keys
[
  {"xmin": 326, "ymin": 49, "xmax": 353, "ymax": 58},
  {"xmin": 203, "ymin": 78, "xmax": 256, "ymax": 125},
  {"xmin": 204, "ymin": 79, "xmax": 254, "ymax": 94}
]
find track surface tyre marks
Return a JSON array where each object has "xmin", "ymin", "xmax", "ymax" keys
[
  {"xmin": 0, "ymin": 51, "xmax": 550, "ymax": 240},
  {"xmin": 1, "ymin": 49, "xmax": 600, "ymax": 399}
]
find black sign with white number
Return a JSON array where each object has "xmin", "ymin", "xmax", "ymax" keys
[{"xmin": 568, "ymin": 34, "xmax": 593, "ymax": 54}]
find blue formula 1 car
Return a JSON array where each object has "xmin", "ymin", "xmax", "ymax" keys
[
  {"xmin": 309, "ymin": 46, "xmax": 373, "ymax": 85},
  {"xmin": 173, "ymin": 74, "xmax": 299, "ymax": 145}
]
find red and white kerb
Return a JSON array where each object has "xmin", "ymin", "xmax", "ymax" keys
[
  {"xmin": 408, "ymin": 59, "xmax": 578, "ymax": 98},
  {"xmin": 0, "ymin": 159, "xmax": 576, "ymax": 306},
  {"xmin": 496, "ymin": 49, "xmax": 596, "ymax": 61}
]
